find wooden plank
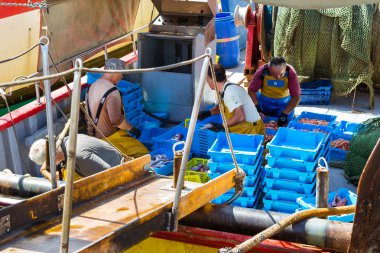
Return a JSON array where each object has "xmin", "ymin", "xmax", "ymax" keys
[
  {"xmin": 177, "ymin": 169, "xmax": 235, "ymax": 219},
  {"xmin": 0, "ymin": 155, "xmax": 150, "ymax": 243},
  {"xmin": 0, "ymin": 166, "xmax": 236, "ymax": 252},
  {"xmin": 75, "ymin": 170, "xmax": 236, "ymax": 252}
]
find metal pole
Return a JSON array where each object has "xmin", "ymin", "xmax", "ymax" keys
[
  {"xmin": 316, "ymin": 166, "xmax": 329, "ymax": 219},
  {"xmin": 170, "ymin": 48, "xmax": 212, "ymax": 231},
  {"xmin": 104, "ymin": 46, "xmax": 108, "ymax": 60},
  {"xmin": 60, "ymin": 59, "xmax": 82, "ymax": 253},
  {"xmin": 35, "ymin": 81, "xmax": 41, "ymax": 104},
  {"xmin": 131, "ymin": 34, "xmax": 137, "ymax": 55},
  {"xmin": 40, "ymin": 36, "xmax": 58, "ymax": 189}
]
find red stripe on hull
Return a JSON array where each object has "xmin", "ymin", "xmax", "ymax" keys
[
  {"xmin": 153, "ymin": 226, "xmax": 331, "ymax": 253},
  {"xmin": 0, "ymin": 52, "xmax": 138, "ymax": 131}
]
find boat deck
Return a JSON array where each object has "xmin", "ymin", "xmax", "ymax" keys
[{"xmin": 0, "ymin": 156, "xmax": 236, "ymax": 252}]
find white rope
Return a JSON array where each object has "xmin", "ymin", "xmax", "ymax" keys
[{"xmin": 0, "ymin": 54, "xmax": 209, "ymax": 89}]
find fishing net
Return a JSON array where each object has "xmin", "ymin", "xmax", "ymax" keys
[
  {"xmin": 372, "ymin": 5, "xmax": 380, "ymax": 85},
  {"xmin": 273, "ymin": 5, "xmax": 376, "ymax": 96},
  {"xmin": 345, "ymin": 117, "xmax": 380, "ymax": 185}
]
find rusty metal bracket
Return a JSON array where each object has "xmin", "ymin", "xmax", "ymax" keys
[
  {"xmin": 0, "ymin": 215, "xmax": 10, "ymax": 236},
  {"xmin": 164, "ymin": 211, "xmax": 174, "ymax": 231},
  {"xmin": 349, "ymin": 139, "xmax": 380, "ymax": 252},
  {"xmin": 57, "ymin": 194, "xmax": 64, "ymax": 211}
]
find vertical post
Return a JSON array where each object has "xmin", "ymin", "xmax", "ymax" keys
[
  {"xmin": 104, "ymin": 45, "xmax": 108, "ymax": 60},
  {"xmin": 170, "ymin": 49, "xmax": 212, "ymax": 231},
  {"xmin": 40, "ymin": 36, "xmax": 57, "ymax": 189},
  {"xmin": 35, "ymin": 81, "xmax": 41, "ymax": 104},
  {"xmin": 45, "ymin": 136, "xmax": 50, "ymax": 173},
  {"xmin": 131, "ymin": 34, "xmax": 137, "ymax": 55},
  {"xmin": 316, "ymin": 167, "xmax": 329, "ymax": 218},
  {"xmin": 60, "ymin": 59, "xmax": 82, "ymax": 253}
]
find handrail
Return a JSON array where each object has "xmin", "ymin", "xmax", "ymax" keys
[
  {"xmin": 41, "ymin": 38, "xmax": 58, "ymax": 189},
  {"xmin": 60, "ymin": 59, "xmax": 83, "ymax": 253},
  {"xmin": 170, "ymin": 48, "xmax": 212, "ymax": 231}
]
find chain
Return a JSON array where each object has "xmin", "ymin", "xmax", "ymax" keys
[{"xmin": 0, "ymin": 1, "xmax": 47, "ymax": 9}]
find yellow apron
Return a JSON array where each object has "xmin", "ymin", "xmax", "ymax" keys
[
  {"xmin": 61, "ymin": 167, "xmax": 83, "ymax": 181},
  {"xmin": 222, "ymin": 101, "xmax": 265, "ymax": 135},
  {"xmin": 261, "ymin": 74, "xmax": 290, "ymax": 99},
  {"xmin": 106, "ymin": 129, "xmax": 148, "ymax": 158}
]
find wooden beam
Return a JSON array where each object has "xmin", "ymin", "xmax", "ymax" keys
[{"xmin": 0, "ymin": 155, "xmax": 150, "ymax": 242}]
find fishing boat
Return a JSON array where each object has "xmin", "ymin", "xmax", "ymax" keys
[{"xmin": 0, "ymin": 0, "xmax": 379, "ymax": 252}]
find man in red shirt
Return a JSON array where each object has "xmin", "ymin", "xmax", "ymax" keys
[{"xmin": 248, "ymin": 57, "xmax": 301, "ymax": 126}]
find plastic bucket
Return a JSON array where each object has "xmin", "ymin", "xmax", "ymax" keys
[
  {"xmin": 215, "ymin": 12, "xmax": 240, "ymax": 68},
  {"xmin": 220, "ymin": 0, "xmax": 251, "ymax": 50}
]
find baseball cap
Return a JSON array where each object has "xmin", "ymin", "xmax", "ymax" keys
[{"xmin": 104, "ymin": 58, "xmax": 126, "ymax": 70}]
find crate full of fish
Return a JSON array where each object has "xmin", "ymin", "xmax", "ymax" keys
[
  {"xmin": 287, "ymin": 121, "xmax": 333, "ymax": 136},
  {"xmin": 153, "ymin": 126, "xmax": 188, "ymax": 150},
  {"xmin": 184, "ymin": 158, "xmax": 210, "ymax": 183},
  {"xmin": 329, "ymin": 134, "xmax": 351, "ymax": 161},
  {"xmin": 267, "ymin": 128, "xmax": 325, "ymax": 161},
  {"xmin": 264, "ymin": 117, "xmax": 279, "ymax": 144},
  {"xmin": 208, "ymin": 133, "xmax": 264, "ymax": 165},
  {"xmin": 297, "ymin": 188, "xmax": 357, "ymax": 222},
  {"xmin": 149, "ymin": 148, "xmax": 174, "ymax": 176},
  {"xmin": 294, "ymin": 111, "xmax": 337, "ymax": 127}
]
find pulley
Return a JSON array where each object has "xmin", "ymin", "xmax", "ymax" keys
[{"xmin": 234, "ymin": 4, "xmax": 253, "ymax": 28}]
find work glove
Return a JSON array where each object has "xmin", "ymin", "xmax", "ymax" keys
[
  {"xmin": 208, "ymin": 122, "xmax": 225, "ymax": 132},
  {"xmin": 255, "ymin": 104, "xmax": 263, "ymax": 114},
  {"xmin": 129, "ymin": 126, "xmax": 141, "ymax": 139},
  {"xmin": 198, "ymin": 110, "xmax": 211, "ymax": 121},
  {"xmin": 255, "ymin": 104, "xmax": 267, "ymax": 119},
  {"xmin": 278, "ymin": 112, "xmax": 289, "ymax": 127}
]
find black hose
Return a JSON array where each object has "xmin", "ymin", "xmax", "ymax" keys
[{"xmin": 143, "ymin": 110, "xmax": 181, "ymax": 125}]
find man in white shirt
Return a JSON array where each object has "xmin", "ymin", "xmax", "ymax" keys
[{"xmin": 199, "ymin": 64, "xmax": 265, "ymax": 135}]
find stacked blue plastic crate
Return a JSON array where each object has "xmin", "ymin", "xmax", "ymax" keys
[
  {"xmin": 117, "ymin": 80, "xmax": 144, "ymax": 130},
  {"xmin": 263, "ymin": 127, "xmax": 329, "ymax": 213},
  {"xmin": 207, "ymin": 133, "xmax": 265, "ymax": 208},
  {"xmin": 330, "ymin": 121, "xmax": 360, "ymax": 162}
]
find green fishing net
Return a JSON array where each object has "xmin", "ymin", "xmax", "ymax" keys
[
  {"xmin": 345, "ymin": 117, "xmax": 380, "ymax": 185},
  {"xmin": 273, "ymin": 5, "xmax": 377, "ymax": 96}
]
